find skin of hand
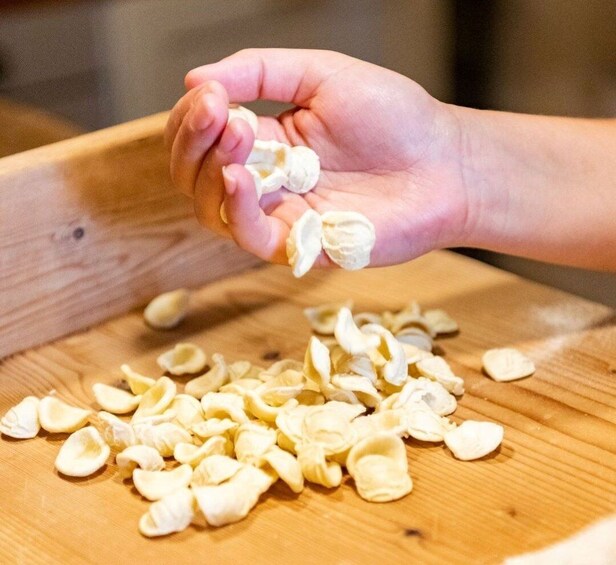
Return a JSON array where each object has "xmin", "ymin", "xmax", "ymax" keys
[
  {"xmin": 166, "ymin": 48, "xmax": 616, "ymax": 271},
  {"xmin": 166, "ymin": 48, "xmax": 468, "ymax": 268}
]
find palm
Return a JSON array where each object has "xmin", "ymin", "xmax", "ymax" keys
[{"xmin": 255, "ymin": 65, "xmax": 465, "ymax": 266}]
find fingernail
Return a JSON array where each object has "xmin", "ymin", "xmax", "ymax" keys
[
  {"xmin": 190, "ymin": 94, "xmax": 215, "ymax": 130},
  {"xmin": 222, "ymin": 167, "xmax": 237, "ymax": 196}
]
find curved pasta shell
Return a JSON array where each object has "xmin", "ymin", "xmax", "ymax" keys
[
  {"xmin": 157, "ymin": 343, "xmax": 207, "ymax": 376},
  {"xmin": 303, "ymin": 301, "xmax": 353, "ymax": 335},
  {"xmin": 139, "ymin": 487, "xmax": 194, "ymax": 538},
  {"xmin": 321, "ymin": 211, "xmax": 375, "ymax": 271},
  {"xmin": 303, "ymin": 336, "xmax": 332, "ymax": 390},
  {"xmin": 415, "ymin": 356, "xmax": 465, "ymax": 396},
  {"xmin": 168, "ymin": 394, "xmax": 204, "ymax": 429},
  {"xmin": 346, "ymin": 432, "xmax": 412, "ymax": 502},
  {"xmin": 133, "ymin": 464, "xmax": 193, "ymax": 501},
  {"xmin": 260, "ymin": 446, "xmax": 304, "ymax": 494},
  {"xmin": 200, "ymin": 392, "xmax": 248, "ymax": 424},
  {"xmin": 334, "ymin": 307, "xmax": 380, "ymax": 355},
  {"xmin": 191, "ymin": 417, "xmax": 238, "ymax": 440},
  {"xmin": 395, "ymin": 377, "xmax": 457, "ymax": 416},
  {"xmin": 55, "ymin": 426, "xmax": 110, "ymax": 477},
  {"xmin": 301, "ymin": 404, "xmax": 357, "ymax": 456},
  {"xmin": 143, "ymin": 289, "xmax": 190, "ymax": 330},
  {"xmin": 185, "ymin": 353, "xmax": 229, "ymax": 398},
  {"xmin": 286, "ymin": 145, "xmax": 320, "ymax": 194},
  {"xmin": 97, "ymin": 411, "xmax": 136, "ymax": 450},
  {"xmin": 0, "ymin": 396, "xmax": 40, "ymax": 439},
  {"xmin": 92, "ymin": 383, "xmax": 141, "ymax": 415},
  {"xmin": 444, "ymin": 420, "xmax": 504, "ymax": 461},
  {"xmin": 286, "ymin": 209, "xmax": 322, "ymax": 278},
  {"xmin": 38, "ymin": 396, "xmax": 92, "ymax": 434},
  {"xmin": 116, "ymin": 444, "xmax": 165, "ymax": 479},
  {"xmin": 173, "ymin": 436, "xmax": 228, "ymax": 467},
  {"xmin": 191, "ymin": 455, "xmax": 243, "ymax": 487},
  {"xmin": 120, "ymin": 364, "xmax": 156, "ymax": 395},
  {"xmin": 132, "ymin": 376, "xmax": 177, "ymax": 422},
  {"xmin": 193, "ymin": 465, "xmax": 274, "ymax": 527},
  {"xmin": 482, "ymin": 348, "xmax": 535, "ymax": 382},
  {"xmin": 234, "ymin": 422, "xmax": 277, "ymax": 464},
  {"xmin": 133, "ymin": 421, "xmax": 192, "ymax": 457},
  {"xmin": 296, "ymin": 443, "xmax": 342, "ymax": 488},
  {"xmin": 227, "ymin": 105, "xmax": 258, "ymax": 135}
]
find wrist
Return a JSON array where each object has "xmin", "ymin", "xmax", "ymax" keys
[{"xmin": 444, "ymin": 105, "xmax": 616, "ymax": 270}]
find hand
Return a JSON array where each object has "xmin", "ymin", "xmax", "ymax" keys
[{"xmin": 166, "ymin": 49, "xmax": 469, "ymax": 267}]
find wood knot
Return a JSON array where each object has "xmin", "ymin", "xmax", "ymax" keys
[
  {"xmin": 403, "ymin": 528, "xmax": 424, "ymax": 538},
  {"xmin": 262, "ymin": 350, "xmax": 281, "ymax": 361}
]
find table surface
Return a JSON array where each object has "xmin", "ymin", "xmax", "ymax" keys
[{"xmin": 1, "ymin": 251, "xmax": 615, "ymax": 565}]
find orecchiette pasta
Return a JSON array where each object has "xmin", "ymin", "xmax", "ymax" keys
[
  {"xmin": 0, "ymin": 396, "xmax": 40, "ymax": 439},
  {"xmin": 55, "ymin": 426, "xmax": 110, "ymax": 477},
  {"xmin": 3, "ymin": 294, "xmax": 522, "ymax": 539}
]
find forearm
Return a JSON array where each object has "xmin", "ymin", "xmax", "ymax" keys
[{"xmin": 452, "ymin": 107, "xmax": 616, "ymax": 271}]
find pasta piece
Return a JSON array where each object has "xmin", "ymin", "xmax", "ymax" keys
[
  {"xmin": 286, "ymin": 209, "xmax": 323, "ymax": 278},
  {"xmin": 168, "ymin": 394, "xmax": 204, "ymax": 429},
  {"xmin": 173, "ymin": 436, "xmax": 228, "ymax": 467},
  {"xmin": 200, "ymin": 392, "xmax": 248, "ymax": 424},
  {"xmin": 321, "ymin": 211, "xmax": 375, "ymax": 270},
  {"xmin": 132, "ymin": 377, "xmax": 177, "ymax": 422},
  {"xmin": 133, "ymin": 464, "xmax": 193, "ymax": 501},
  {"xmin": 482, "ymin": 348, "xmax": 535, "ymax": 382},
  {"xmin": 415, "ymin": 356, "xmax": 465, "ymax": 396},
  {"xmin": 139, "ymin": 487, "xmax": 195, "ymax": 538},
  {"xmin": 234, "ymin": 422, "xmax": 277, "ymax": 465},
  {"xmin": 303, "ymin": 301, "xmax": 353, "ymax": 335},
  {"xmin": 346, "ymin": 432, "xmax": 412, "ymax": 502},
  {"xmin": 157, "ymin": 343, "xmax": 207, "ymax": 375},
  {"xmin": 444, "ymin": 420, "xmax": 504, "ymax": 461},
  {"xmin": 193, "ymin": 465, "xmax": 275, "ymax": 527},
  {"xmin": 395, "ymin": 378, "xmax": 457, "ymax": 416},
  {"xmin": 227, "ymin": 105, "xmax": 258, "ymax": 135},
  {"xmin": 55, "ymin": 426, "xmax": 110, "ymax": 477},
  {"xmin": 334, "ymin": 307, "xmax": 380, "ymax": 355},
  {"xmin": 116, "ymin": 445, "xmax": 165, "ymax": 479},
  {"xmin": 259, "ymin": 446, "xmax": 304, "ymax": 494},
  {"xmin": 143, "ymin": 289, "xmax": 190, "ymax": 330},
  {"xmin": 97, "ymin": 411, "xmax": 136, "ymax": 450},
  {"xmin": 296, "ymin": 443, "xmax": 342, "ymax": 488},
  {"xmin": 184, "ymin": 353, "xmax": 229, "ymax": 398},
  {"xmin": 38, "ymin": 396, "xmax": 92, "ymax": 434},
  {"xmin": 92, "ymin": 383, "xmax": 141, "ymax": 415},
  {"xmin": 133, "ymin": 421, "xmax": 192, "ymax": 457},
  {"xmin": 0, "ymin": 396, "xmax": 40, "ymax": 439},
  {"xmin": 191, "ymin": 455, "xmax": 244, "ymax": 487},
  {"xmin": 120, "ymin": 364, "xmax": 156, "ymax": 395},
  {"xmin": 423, "ymin": 308, "xmax": 459, "ymax": 335}
]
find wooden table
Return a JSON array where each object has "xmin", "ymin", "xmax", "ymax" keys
[
  {"xmin": 0, "ymin": 98, "xmax": 83, "ymax": 158},
  {"xmin": 1, "ymin": 250, "xmax": 615, "ymax": 564}
]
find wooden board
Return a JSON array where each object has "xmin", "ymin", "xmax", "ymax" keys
[
  {"xmin": 0, "ymin": 98, "xmax": 84, "ymax": 158},
  {"xmin": 0, "ymin": 112, "xmax": 260, "ymax": 359},
  {"xmin": 1, "ymin": 251, "xmax": 615, "ymax": 564}
]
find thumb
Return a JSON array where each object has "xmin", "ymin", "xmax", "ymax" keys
[{"xmin": 184, "ymin": 48, "xmax": 354, "ymax": 107}]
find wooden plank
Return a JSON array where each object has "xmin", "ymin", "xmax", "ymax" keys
[
  {"xmin": 0, "ymin": 251, "xmax": 614, "ymax": 564},
  {"xmin": 0, "ymin": 98, "xmax": 84, "ymax": 158},
  {"xmin": 0, "ymin": 112, "xmax": 260, "ymax": 359}
]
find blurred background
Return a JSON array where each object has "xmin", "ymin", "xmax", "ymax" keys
[{"xmin": 1, "ymin": 0, "xmax": 614, "ymax": 304}]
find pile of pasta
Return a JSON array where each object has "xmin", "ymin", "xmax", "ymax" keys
[{"xmin": 1, "ymin": 298, "xmax": 532, "ymax": 538}]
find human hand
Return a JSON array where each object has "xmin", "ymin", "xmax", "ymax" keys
[{"xmin": 166, "ymin": 49, "xmax": 470, "ymax": 267}]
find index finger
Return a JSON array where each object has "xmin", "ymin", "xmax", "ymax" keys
[{"xmin": 184, "ymin": 48, "xmax": 354, "ymax": 107}]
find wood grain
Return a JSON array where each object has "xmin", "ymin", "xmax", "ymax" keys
[
  {"xmin": 1, "ymin": 251, "xmax": 614, "ymax": 565},
  {"xmin": 0, "ymin": 112, "xmax": 260, "ymax": 359}
]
